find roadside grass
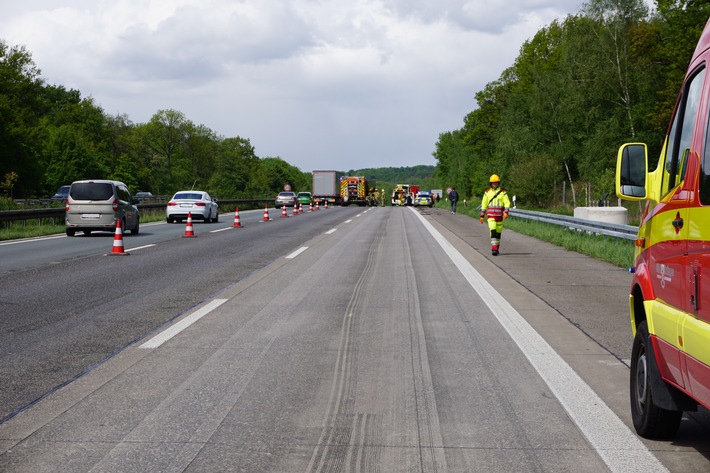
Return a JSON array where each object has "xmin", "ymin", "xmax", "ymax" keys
[
  {"xmin": 434, "ymin": 199, "xmax": 635, "ymax": 269},
  {"xmin": 0, "ymin": 209, "xmax": 168, "ymax": 241}
]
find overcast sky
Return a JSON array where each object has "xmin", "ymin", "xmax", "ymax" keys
[{"xmin": 2, "ymin": 0, "xmax": 595, "ymax": 172}]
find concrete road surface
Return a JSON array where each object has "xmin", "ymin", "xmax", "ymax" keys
[{"xmin": 1, "ymin": 206, "xmax": 709, "ymax": 472}]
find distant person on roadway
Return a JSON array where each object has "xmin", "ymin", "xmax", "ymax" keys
[
  {"xmin": 448, "ymin": 187, "xmax": 459, "ymax": 214},
  {"xmin": 479, "ymin": 174, "xmax": 511, "ymax": 256}
]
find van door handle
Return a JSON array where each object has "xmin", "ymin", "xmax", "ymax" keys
[{"xmin": 672, "ymin": 215, "xmax": 684, "ymax": 231}]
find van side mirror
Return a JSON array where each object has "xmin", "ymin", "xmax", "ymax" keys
[{"xmin": 616, "ymin": 143, "xmax": 648, "ymax": 199}]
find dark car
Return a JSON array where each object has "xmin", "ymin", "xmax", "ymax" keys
[
  {"xmin": 134, "ymin": 191, "xmax": 154, "ymax": 201},
  {"xmin": 51, "ymin": 185, "xmax": 70, "ymax": 202}
]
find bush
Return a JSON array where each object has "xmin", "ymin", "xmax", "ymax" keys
[{"xmin": 507, "ymin": 154, "xmax": 559, "ymax": 207}]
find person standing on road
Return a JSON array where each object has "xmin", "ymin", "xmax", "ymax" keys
[
  {"xmin": 448, "ymin": 187, "xmax": 459, "ymax": 214},
  {"xmin": 479, "ymin": 174, "xmax": 511, "ymax": 256}
]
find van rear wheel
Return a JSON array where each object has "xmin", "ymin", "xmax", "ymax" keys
[{"xmin": 630, "ymin": 321, "xmax": 682, "ymax": 438}]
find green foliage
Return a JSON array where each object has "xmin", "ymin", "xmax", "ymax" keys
[
  {"xmin": 0, "ymin": 196, "xmax": 19, "ymax": 210},
  {"xmin": 434, "ymin": 3, "xmax": 708, "ymax": 209},
  {"xmin": 507, "ymin": 154, "xmax": 560, "ymax": 207}
]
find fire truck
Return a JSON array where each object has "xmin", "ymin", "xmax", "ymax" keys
[
  {"xmin": 615, "ymin": 18, "xmax": 710, "ymax": 439},
  {"xmin": 340, "ymin": 176, "xmax": 369, "ymax": 206},
  {"xmin": 391, "ymin": 184, "xmax": 419, "ymax": 206}
]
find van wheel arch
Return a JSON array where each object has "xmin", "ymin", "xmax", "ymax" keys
[{"xmin": 630, "ymin": 321, "xmax": 683, "ymax": 438}]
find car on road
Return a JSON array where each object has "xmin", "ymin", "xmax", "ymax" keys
[
  {"xmin": 296, "ymin": 192, "xmax": 312, "ymax": 206},
  {"xmin": 134, "ymin": 191, "xmax": 153, "ymax": 201},
  {"xmin": 51, "ymin": 185, "xmax": 70, "ymax": 202},
  {"xmin": 413, "ymin": 191, "xmax": 433, "ymax": 208},
  {"xmin": 166, "ymin": 191, "xmax": 219, "ymax": 223},
  {"xmin": 65, "ymin": 180, "xmax": 140, "ymax": 236},
  {"xmin": 275, "ymin": 191, "xmax": 297, "ymax": 208}
]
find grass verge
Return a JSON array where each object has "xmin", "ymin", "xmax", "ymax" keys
[
  {"xmin": 434, "ymin": 200, "xmax": 635, "ymax": 269},
  {"xmin": 0, "ymin": 209, "xmax": 168, "ymax": 241}
]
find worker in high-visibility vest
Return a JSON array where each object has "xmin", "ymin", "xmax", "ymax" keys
[{"xmin": 479, "ymin": 174, "xmax": 511, "ymax": 256}]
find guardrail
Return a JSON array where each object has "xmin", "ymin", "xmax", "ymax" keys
[
  {"xmin": 0, "ymin": 199, "xmax": 274, "ymax": 226},
  {"xmin": 509, "ymin": 208, "xmax": 639, "ymax": 241},
  {"xmin": 0, "ymin": 203, "xmax": 642, "ymax": 241}
]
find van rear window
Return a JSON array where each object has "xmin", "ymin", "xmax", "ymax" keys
[{"xmin": 70, "ymin": 183, "xmax": 114, "ymax": 201}]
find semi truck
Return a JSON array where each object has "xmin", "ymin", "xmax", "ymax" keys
[
  {"xmin": 615, "ymin": 18, "xmax": 710, "ymax": 439},
  {"xmin": 312, "ymin": 170, "xmax": 343, "ymax": 206}
]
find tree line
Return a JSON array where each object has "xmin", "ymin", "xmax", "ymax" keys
[
  {"xmin": 433, "ymin": 0, "xmax": 710, "ymax": 208},
  {"xmin": 0, "ymin": 42, "xmax": 312, "ymax": 201}
]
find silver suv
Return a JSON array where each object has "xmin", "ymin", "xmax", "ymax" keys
[{"xmin": 65, "ymin": 180, "xmax": 140, "ymax": 236}]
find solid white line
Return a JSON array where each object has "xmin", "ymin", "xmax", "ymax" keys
[
  {"xmin": 286, "ymin": 247, "xmax": 308, "ymax": 259},
  {"xmin": 125, "ymin": 244, "xmax": 156, "ymax": 252},
  {"xmin": 409, "ymin": 208, "xmax": 667, "ymax": 473},
  {"xmin": 210, "ymin": 227, "xmax": 232, "ymax": 233},
  {"xmin": 0, "ymin": 234, "xmax": 66, "ymax": 246},
  {"xmin": 325, "ymin": 228, "xmax": 337, "ymax": 235},
  {"xmin": 140, "ymin": 299, "xmax": 228, "ymax": 349}
]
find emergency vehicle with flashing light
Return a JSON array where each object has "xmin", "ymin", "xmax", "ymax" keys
[{"xmin": 615, "ymin": 17, "xmax": 710, "ymax": 439}]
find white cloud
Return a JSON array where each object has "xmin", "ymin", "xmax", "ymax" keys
[{"xmin": 0, "ymin": 0, "xmax": 588, "ymax": 171}]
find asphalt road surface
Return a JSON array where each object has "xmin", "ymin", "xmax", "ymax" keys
[{"xmin": 1, "ymin": 206, "xmax": 709, "ymax": 472}]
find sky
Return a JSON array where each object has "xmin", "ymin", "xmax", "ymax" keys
[{"xmin": 1, "ymin": 0, "xmax": 597, "ymax": 172}]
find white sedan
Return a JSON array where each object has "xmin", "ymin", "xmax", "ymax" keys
[{"xmin": 166, "ymin": 191, "xmax": 219, "ymax": 223}]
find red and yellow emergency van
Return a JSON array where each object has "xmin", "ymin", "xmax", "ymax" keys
[{"xmin": 615, "ymin": 18, "xmax": 710, "ymax": 438}]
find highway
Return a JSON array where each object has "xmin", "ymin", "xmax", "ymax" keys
[{"xmin": 1, "ymin": 205, "xmax": 709, "ymax": 472}]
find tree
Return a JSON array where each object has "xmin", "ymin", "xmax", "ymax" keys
[
  {"xmin": 209, "ymin": 137, "xmax": 264, "ymax": 198},
  {"xmin": 142, "ymin": 109, "xmax": 189, "ymax": 187},
  {"xmin": 582, "ymin": 0, "xmax": 649, "ymax": 138},
  {"xmin": 0, "ymin": 41, "xmax": 45, "ymax": 197}
]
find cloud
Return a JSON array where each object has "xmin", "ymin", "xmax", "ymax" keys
[{"xmin": 0, "ymin": 0, "xmax": 588, "ymax": 171}]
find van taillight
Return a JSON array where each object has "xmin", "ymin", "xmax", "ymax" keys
[
  {"xmin": 112, "ymin": 199, "xmax": 119, "ymax": 211},
  {"xmin": 65, "ymin": 200, "xmax": 69, "ymax": 211}
]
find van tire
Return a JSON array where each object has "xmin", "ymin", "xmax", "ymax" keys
[
  {"xmin": 66, "ymin": 228, "xmax": 75, "ymax": 237},
  {"xmin": 630, "ymin": 321, "xmax": 683, "ymax": 438}
]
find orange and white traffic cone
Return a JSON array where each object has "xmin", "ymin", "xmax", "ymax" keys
[
  {"xmin": 233, "ymin": 208, "xmax": 242, "ymax": 227},
  {"xmin": 281, "ymin": 206, "xmax": 288, "ymax": 218},
  {"xmin": 308, "ymin": 202, "xmax": 313, "ymax": 212},
  {"xmin": 109, "ymin": 219, "xmax": 128, "ymax": 255},
  {"xmin": 293, "ymin": 204, "xmax": 298, "ymax": 216},
  {"xmin": 299, "ymin": 203, "xmax": 304, "ymax": 214},
  {"xmin": 315, "ymin": 201, "xmax": 320, "ymax": 210},
  {"xmin": 263, "ymin": 205, "xmax": 270, "ymax": 222},
  {"xmin": 324, "ymin": 200, "xmax": 328, "ymax": 209},
  {"xmin": 183, "ymin": 212, "xmax": 196, "ymax": 237}
]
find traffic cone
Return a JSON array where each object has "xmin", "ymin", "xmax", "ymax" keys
[
  {"xmin": 109, "ymin": 219, "xmax": 128, "ymax": 255},
  {"xmin": 308, "ymin": 202, "xmax": 313, "ymax": 212},
  {"xmin": 263, "ymin": 205, "xmax": 270, "ymax": 222},
  {"xmin": 324, "ymin": 200, "xmax": 328, "ymax": 209},
  {"xmin": 315, "ymin": 201, "xmax": 320, "ymax": 210},
  {"xmin": 281, "ymin": 206, "xmax": 288, "ymax": 218},
  {"xmin": 183, "ymin": 212, "xmax": 196, "ymax": 237},
  {"xmin": 293, "ymin": 204, "xmax": 298, "ymax": 216},
  {"xmin": 233, "ymin": 208, "xmax": 242, "ymax": 227}
]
